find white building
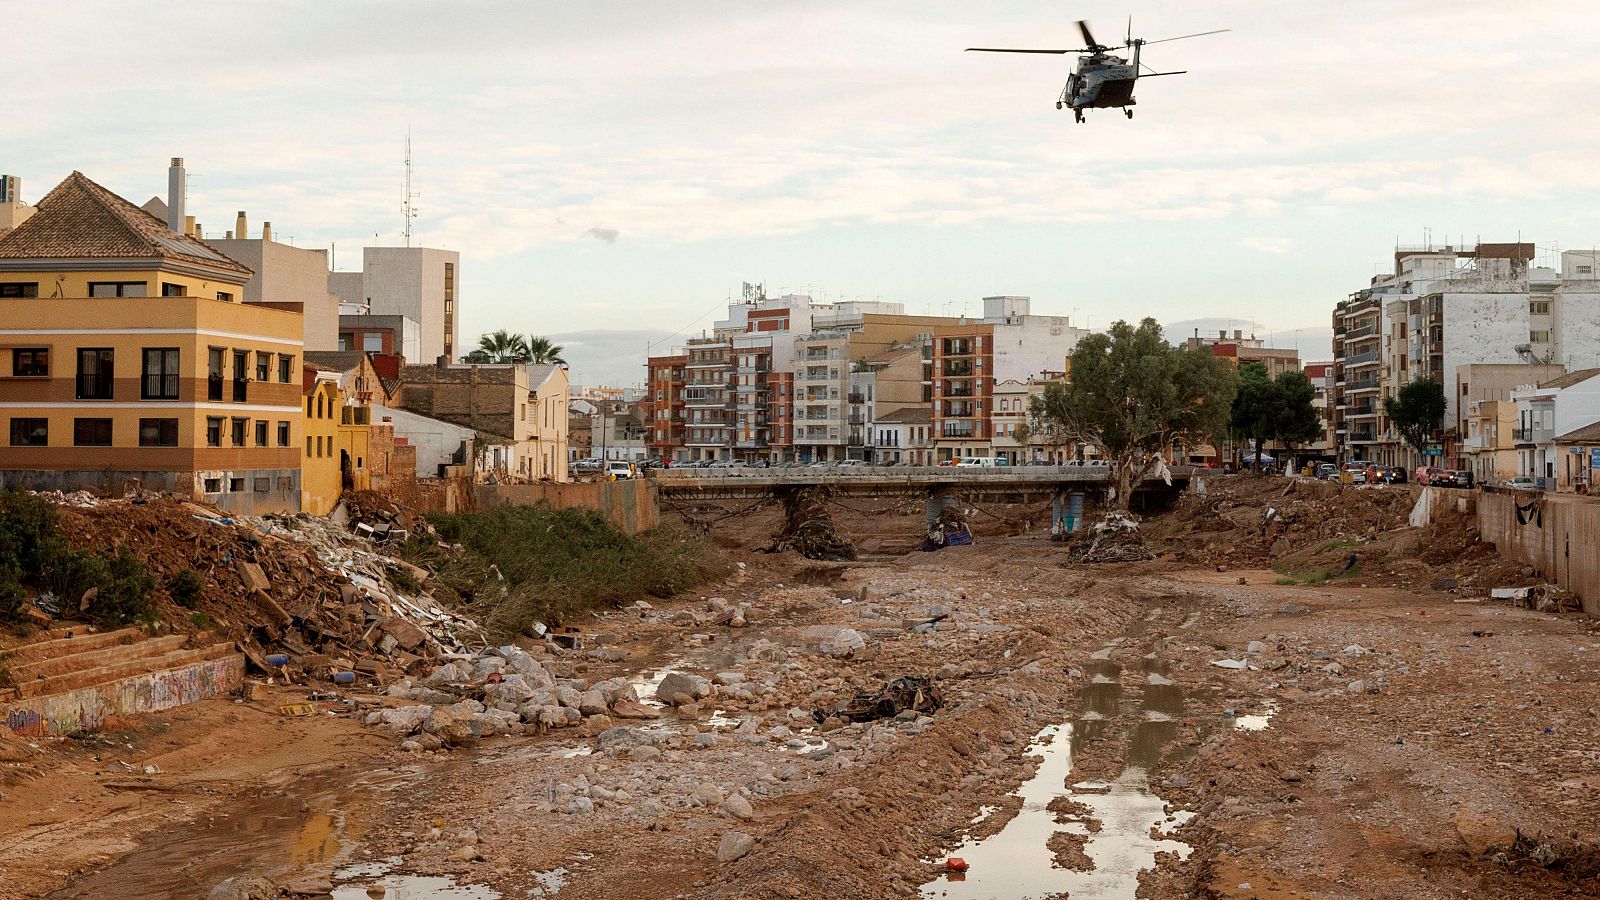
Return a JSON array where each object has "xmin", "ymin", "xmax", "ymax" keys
[
  {"xmin": 330, "ymin": 246, "xmax": 460, "ymax": 364},
  {"xmin": 1512, "ymin": 368, "xmax": 1600, "ymax": 488},
  {"xmin": 980, "ymin": 296, "xmax": 1088, "ymax": 382}
]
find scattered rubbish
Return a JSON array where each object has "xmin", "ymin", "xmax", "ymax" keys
[
  {"xmin": 815, "ymin": 675, "xmax": 942, "ymax": 723},
  {"xmin": 945, "ymin": 857, "xmax": 969, "ymax": 873},
  {"xmin": 921, "ymin": 505, "xmax": 974, "ymax": 551},
  {"xmin": 768, "ymin": 487, "xmax": 856, "ymax": 561},
  {"xmin": 277, "ymin": 704, "xmax": 316, "ymax": 717},
  {"xmin": 1068, "ymin": 512, "xmax": 1155, "ymax": 563},
  {"xmin": 1208, "ymin": 659, "xmax": 1251, "ymax": 670}
]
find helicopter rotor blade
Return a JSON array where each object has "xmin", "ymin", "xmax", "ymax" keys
[
  {"xmin": 1077, "ymin": 19, "xmax": 1098, "ymax": 47},
  {"xmin": 966, "ymin": 47, "xmax": 1078, "ymax": 54},
  {"xmin": 1138, "ymin": 28, "xmax": 1230, "ymax": 47}
]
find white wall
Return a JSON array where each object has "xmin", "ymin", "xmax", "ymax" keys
[
  {"xmin": 374, "ymin": 405, "xmax": 475, "ymax": 476},
  {"xmin": 1556, "ymin": 287, "xmax": 1600, "ymax": 371},
  {"xmin": 1442, "ymin": 293, "xmax": 1533, "ymax": 424},
  {"xmin": 990, "ymin": 318, "xmax": 1086, "ymax": 382}
]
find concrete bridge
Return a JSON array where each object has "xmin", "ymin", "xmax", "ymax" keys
[{"xmin": 649, "ymin": 465, "xmax": 1198, "ymax": 545}]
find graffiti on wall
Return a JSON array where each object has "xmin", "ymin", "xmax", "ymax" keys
[{"xmin": 2, "ymin": 655, "xmax": 243, "ymax": 737}]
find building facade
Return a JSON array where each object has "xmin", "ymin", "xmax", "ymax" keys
[
  {"xmin": 330, "ymin": 246, "xmax": 460, "ymax": 364},
  {"xmin": 0, "ymin": 171, "xmax": 303, "ymax": 514}
]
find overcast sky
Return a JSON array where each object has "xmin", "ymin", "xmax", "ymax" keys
[{"xmin": 12, "ymin": 1, "xmax": 1600, "ymax": 385}]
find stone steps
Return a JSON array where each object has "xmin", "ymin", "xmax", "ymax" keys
[
  {"xmin": 9, "ymin": 634, "xmax": 190, "ymax": 682},
  {"xmin": 16, "ymin": 642, "xmax": 238, "ymax": 700},
  {"xmin": 1, "ymin": 626, "xmax": 146, "ymax": 666}
]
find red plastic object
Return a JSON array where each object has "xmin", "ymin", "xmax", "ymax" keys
[{"xmin": 945, "ymin": 857, "xmax": 969, "ymax": 873}]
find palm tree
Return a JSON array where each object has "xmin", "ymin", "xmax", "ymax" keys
[
  {"xmin": 471, "ymin": 329, "xmax": 531, "ymax": 363},
  {"xmin": 526, "ymin": 336, "xmax": 566, "ymax": 366}
]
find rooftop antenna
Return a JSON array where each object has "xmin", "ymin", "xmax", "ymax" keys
[{"xmin": 403, "ymin": 130, "xmax": 419, "ymax": 248}]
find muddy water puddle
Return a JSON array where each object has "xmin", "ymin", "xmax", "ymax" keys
[
  {"xmin": 923, "ymin": 649, "xmax": 1193, "ymax": 899},
  {"xmin": 44, "ymin": 765, "xmax": 472, "ymax": 899}
]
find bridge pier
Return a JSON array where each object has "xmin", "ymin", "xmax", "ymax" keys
[
  {"xmin": 770, "ymin": 486, "xmax": 856, "ymax": 561},
  {"xmin": 1051, "ymin": 488, "xmax": 1086, "ymax": 538}
]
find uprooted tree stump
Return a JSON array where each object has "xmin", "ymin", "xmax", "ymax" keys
[
  {"xmin": 770, "ymin": 486, "xmax": 856, "ymax": 561},
  {"xmin": 1067, "ymin": 511, "xmax": 1155, "ymax": 563}
]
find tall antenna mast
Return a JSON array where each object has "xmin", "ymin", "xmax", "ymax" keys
[{"xmin": 403, "ymin": 130, "xmax": 418, "ymax": 247}]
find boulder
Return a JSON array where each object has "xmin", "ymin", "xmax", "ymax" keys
[
  {"xmin": 723, "ymin": 794, "xmax": 754, "ymax": 820},
  {"xmin": 693, "ymin": 782, "xmax": 725, "ymax": 806},
  {"xmin": 717, "ymin": 831, "xmax": 756, "ymax": 863},
  {"xmin": 818, "ymin": 628, "xmax": 865, "ymax": 658},
  {"xmin": 655, "ymin": 672, "xmax": 712, "ymax": 705},
  {"xmin": 612, "ymin": 699, "xmax": 661, "ymax": 720},
  {"xmin": 578, "ymin": 689, "xmax": 610, "ymax": 717},
  {"xmin": 423, "ymin": 662, "xmax": 469, "ymax": 686},
  {"xmin": 377, "ymin": 705, "xmax": 434, "ymax": 735}
]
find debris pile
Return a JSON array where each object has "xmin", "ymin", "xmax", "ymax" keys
[
  {"xmin": 1069, "ymin": 511, "xmax": 1155, "ymax": 563},
  {"xmin": 333, "ymin": 490, "xmax": 426, "ymax": 543},
  {"xmin": 815, "ymin": 674, "xmax": 943, "ymax": 724},
  {"xmin": 769, "ymin": 487, "xmax": 856, "ymax": 561},
  {"xmin": 47, "ymin": 496, "xmax": 483, "ymax": 682},
  {"xmin": 920, "ymin": 505, "xmax": 974, "ymax": 551}
]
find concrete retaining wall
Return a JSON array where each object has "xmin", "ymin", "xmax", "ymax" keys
[
  {"xmin": 475, "ymin": 478, "xmax": 659, "ymax": 534},
  {"xmin": 3, "ymin": 653, "xmax": 244, "ymax": 737},
  {"xmin": 1477, "ymin": 489, "xmax": 1600, "ymax": 615}
]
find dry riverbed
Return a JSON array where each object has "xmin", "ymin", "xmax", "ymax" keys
[{"xmin": 6, "ymin": 523, "xmax": 1599, "ymax": 899}]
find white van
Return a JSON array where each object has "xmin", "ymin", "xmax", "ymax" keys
[
  {"xmin": 605, "ymin": 460, "xmax": 637, "ymax": 480},
  {"xmin": 955, "ymin": 457, "xmax": 1008, "ymax": 469}
]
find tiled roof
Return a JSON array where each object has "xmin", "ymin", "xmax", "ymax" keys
[
  {"xmin": 1555, "ymin": 420, "xmax": 1600, "ymax": 443},
  {"xmin": 304, "ymin": 350, "xmax": 370, "ymax": 373},
  {"xmin": 875, "ymin": 406, "xmax": 933, "ymax": 424},
  {"xmin": 1538, "ymin": 368, "xmax": 1600, "ymax": 390},
  {"xmin": 0, "ymin": 172, "xmax": 251, "ymax": 276}
]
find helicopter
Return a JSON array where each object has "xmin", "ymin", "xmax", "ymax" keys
[{"xmin": 968, "ymin": 19, "xmax": 1227, "ymax": 122}]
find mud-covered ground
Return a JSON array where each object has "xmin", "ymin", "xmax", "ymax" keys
[{"xmin": 6, "ymin": 480, "xmax": 1599, "ymax": 899}]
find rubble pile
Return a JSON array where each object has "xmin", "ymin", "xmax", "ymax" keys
[
  {"xmin": 1148, "ymin": 476, "xmax": 1414, "ymax": 566},
  {"xmin": 769, "ymin": 487, "xmax": 856, "ymax": 561},
  {"xmin": 920, "ymin": 505, "xmax": 974, "ymax": 551},
  {"xmin": 48, "ymin": 496, "xmax": 483, "ymax": 681},
  {"xmin": 333, "ymin": 490, "xmax": 425, "ymax": 543},
  {"xmin": 1069, "ymin": 511, "xmax": 1156, "ymax": 563}
]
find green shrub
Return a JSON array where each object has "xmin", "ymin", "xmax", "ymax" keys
[
  {"xmin": 168, "ymin": 569, "xmax": 205, "ymax": 607},
  {"xmin": 0, "ymin": 573, "xmax": 28, "ymax": 627},
  {"xmin": 89, "ymin": 549, "xmax": 154, "ymax": 626},
  {"xmin": 412, "ymin": 505, "xmax": 728, "ymax": 641},
  {"xmin": 0, "ymin": 489, "xmax": 155, "ymax": 628}
]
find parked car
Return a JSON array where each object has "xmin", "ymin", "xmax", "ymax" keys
[
  {"xmin": 1504, "ymin": 475, "xmax": 1538, "ymax": 490},
  {"xmin": 833, "ymin": 459, "xmax": 870, "ymax": 468},
  {"xmin": 1414, "ymin": 465, "xmax": 1447, "ymax": 485},
  {"xmin": 605, "ymin": 460, "xmax": 637, "ymax": 480},
  {"xmin": 955, "ymin": 456, "xmax": 1005, "ymax": 468},
  {"xmin": 1316, "ymin": 463, "xmax": 1337, "ymax": 480},
  {"xmin": 706, "ymin": 459, "xmax": 740, "ymax": 469},
  {"xmin": 1443, "ymin": 470, "xmax": 1475, "ymax": 488},
  {"xmin": 1368, "ymin": 464, "xmax": 1407, "ymax": 484}
]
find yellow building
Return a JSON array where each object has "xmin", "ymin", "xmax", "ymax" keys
[
  {"xmin": 301, "ymin": 369, "xmax": 342, "ymax": 515},
  {"xmin": 0, "ymin": 172, "xmax": 304, "ymax": 513},
  {"xmin": 299, "ymin": 360, "xmax": 377, "ymax": 515}
]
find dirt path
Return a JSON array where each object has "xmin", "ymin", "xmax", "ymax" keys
[{"xmin": 8, "ymin": 518, "xmax": 1598, "ymax": 899}]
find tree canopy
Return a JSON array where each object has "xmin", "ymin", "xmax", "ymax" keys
[
  {"xmin": 1030, "ymin": 318, "xmax": 1236, "ymax": 509},
  {"xmin": 1385, "ymin": 376, "xmax": 1446, "ymax": 454},
  {"xmin": 1229, "ymin": 362, "xmax": 1322, "ymax": 469},
  {"xmin": 463, "ymin": 331, "xmax": 566, "ymax": 366}
]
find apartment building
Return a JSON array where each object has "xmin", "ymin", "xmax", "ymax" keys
[
  {"xmin": 337, "ymin": 313, "xmax": 422, "ymax": 362},
  {"xmin": 1329, "ymin": 241, "xmax": 1600, "ymax": 467},
  {"xmin": 0, "ymin": 171, "xmax": 304, "ymax": 513},
  {"xmin": 682, "ymin": 335, "xmax": 734, "ymax": 461},
  {"xmin": 330, "ymin": 246, "xmax": 460, "ymax": 364},
  {"xmin": 1187, "ymin": 330, "xmax": 1302, "ymax": 379},
  {"xmin": 646, "ymin": 353, "xmax": 686, "ymax": 459},
  {"xmin": 202, "ymin": 209, "xmax": 340, "ymax": 352}
]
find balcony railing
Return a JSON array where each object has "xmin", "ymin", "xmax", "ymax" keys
[
  {"xmin": 941, "ymin": 422, "xmax": 976, "ymax": 438},
  {"xmin": 943, "ymin": 361, "xmax": 974, "ymax": 377},
  {"xmin": 847, "ymin": 393, "xmax": 864, "ymax": 404},
  {"xmin": 942, "ymin": 383, "xmax": 974, "ymax": 398}
]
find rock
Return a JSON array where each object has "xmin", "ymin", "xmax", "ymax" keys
[
  {"xmin": 282, "ymin": 875, "xmax": 335, "ymax": 895},
  {"xmin": 717, "ymin": 830, "xmax": 756, "ymax": 863},
  {"xmin": 1279, "ymin": 770, "xmax": 1302, "ymax": 782},
  {"xmin": 611, "ymin": 699, "xmax": 661, "ymax": 720},
  {"xmin": 598, "ymin": 726, "xmax": 655, "ymax": 749},
  {"xmin": 656, "ymin": 672, "xmax": 712, "ymax": 705},
  {"xmin": 1345, "ymin": 680, "xmax": 1367, "ymax": 694},
  {"xmin": 423, "ymin": 662, "xmax": 468, "ymax": 685},
  {"xmin": 818, "ymin": 628, "xmax": 866, "ymax": 658},
  {"xmin": 578, "ymin": 689, "xmax": 610, "ymax": 717},
  {"xmin": 693, "ymin": 783, "xmax": 725, "ymax": 806},
  {"xmin": 1246, "ymin": 640, "xmax": 1266, "ymax": 655},
  {"xmin": 207, "ymin": 875, "xmax": 279, "ymax": 900},
  {"xmin": 377, "ymin": 705, "xmax": 434, "ymax": 735},
  {"xmin": 566, "ymin": 797, "xmax": 595, "ymax": 815},
  {"xmin": 723, "ymin": 794, "xmax": 754, "ymax": 820},
  {"xmin": 1342, "ymin": 644, "xmax": 1369, "ymax": 656},
  {"xmin": 630, "ymin": 745, "xmax": 662, "ymax": 762},
  {"xmin": 1455, "ymin": 808, "xmax": 1518, "ymax": 856},
  {"xmin": 714, "ymin": 672, "xmax": 747, "ymax": 686}
]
